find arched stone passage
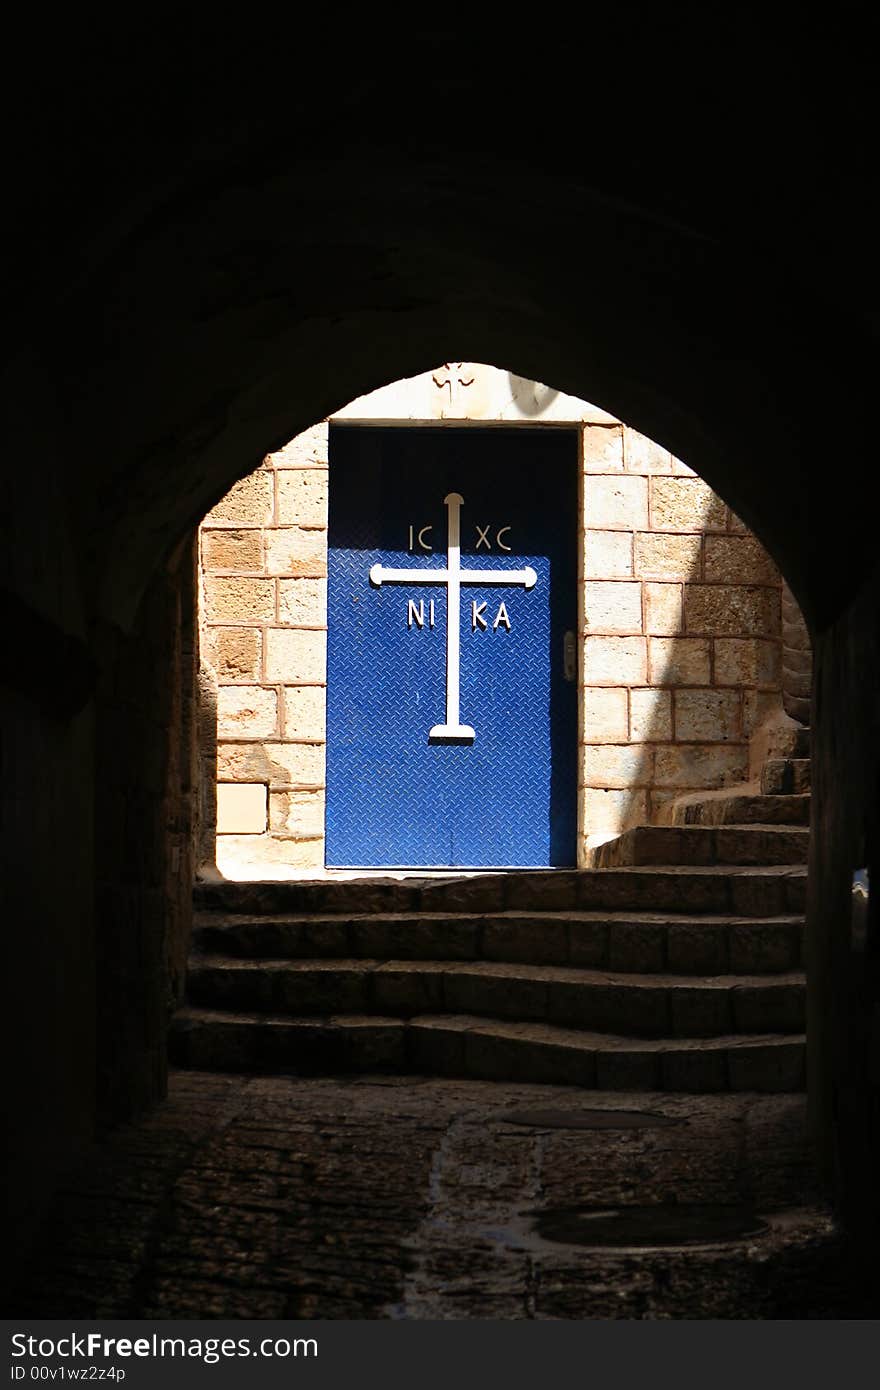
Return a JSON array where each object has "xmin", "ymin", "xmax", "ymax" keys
[{"xmin": 4, "ymin": 121, "xmax": 878, "ymax": 1300}]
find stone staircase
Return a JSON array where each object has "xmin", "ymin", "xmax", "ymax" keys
[
  {"xmin": 172, "ymin": 715, "xmax": 811, "ymax": 1092},
  {"xmin": 658, "ymin": 721, "xmax": 810, "ymax": 826}
]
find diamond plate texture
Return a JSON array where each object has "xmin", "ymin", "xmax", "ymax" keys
[{"xmin": 325, "ymin": 426, "xmax": 577, "ymax": 867}]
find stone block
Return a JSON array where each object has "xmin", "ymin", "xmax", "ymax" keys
[
  {"xmin": 582, "ymin": 636, "xmax": 647, "ymax": 685},
  {"xmin": 743, "ymin": 690, "xmax": 783, "ymax": 735},
  {"xmin": 582, "ymin": 788, "xmax": 647, "ymax": 837},
  {"xmin": 271, "ymin": 745, "xmax": 326, "ymax": 789},
  {"xmin": 648, "ymin": 637, "xmax": 711, "ymax": 685},
  {"xmin": 278, "ymin": 578, "xmax": 327, "ymax": 626},
  {"xmin": 205, "ymin": 470, "xmax": 274, "ymax": 526},
  {"xmin": 666, "ymin": 923, "xmax": 729, "ymax": 974},
  {"xmin": 714, "ymin": 638, "xmax": 780, "ymax": 687},
  {"xmin": 727, "ymin": 509, "xmax": 748, "ymax": 533},
  {"xmin": 728, "ymin": 873, "xmax": 787, "ymax": 916},
  {"xmin": 650, "ymin": 477, "xmax": 727, "ymax": 531},
  {"xmin": 282, "ymin": 685, "xmax": 326, "ymax": 740},
  {"xmin": 596, "ymin": 1049, "xmax": 659, "ymax": 1090},
  {"xmin": 582, "ymin": 424, "xmax": 624, "ymax": 472},
  {"xmin": 188, "ymin": 962, "xmax": 272, "ymax": 1009},
  {"xmin": 216, "ymin": 741, "xmax": 276, "ymax": 782},
  {"xmin": 635, "ymin": 532, "xmax": 703, "ymax": 580},
  {"xmin": 684, "ymin": 585, "xmax": 781, "ymax": 637},
  {"xmin": 218, "ymin": 740, "xmax": 326, "ymax": 788},
  {"xmin": 220, "ymin": 833, "xmax": 325, "ymax": 872},
  {"xmin": 781, "ymin": 662, "xmax": 812, "ymax": 697},
  {"xmin": 726, "ymin": 1042, "xmax": 805, "ymax": 1093},
  {"xmin": 204, "ymin": 576, "xmax": 275, "ymax": 624},
  {"xmin": 352, "ymin": 916, "xmax": 477, "ymax": 960},
  {"xmin": 273, "ymin": 742, "xmax": 326, "ymax": 788},
  {"xmin": 630, "ymin": 687, "xmax": 672, "ymax": 741},
  {"xmin": 217, "ymin": 686, "xmax": 278, "ymax": 739},
  {"xmin": 373, "ymin": 964, "xmax": 445, "ymax": 1015},
  {"xmin": 648, "ymin": 788, "xmax": 681, "ymax": 821},
  {"xmin": 423, "ymin": 877, "xmax": 507, "ymax": 912},
  {"xmin": 445, "ymin": 969, "xmax": 547, "ymax": 1022},
  {"xmin": 482, "ymin": 917, "xmax": 569, "ymax": 965},
  {"xmin": 208, "ymin": 628, "xmax": 262, "ymax": 682},
  {"xmin": 278, "ymin": 966, "xmax": 371, "ymax": 1015},
  {"xmin": 761, "ymin": 759, "xmax": 811, "ymax": 795},
  {"xmin": 653, "ymin": 744, "xmax": 749, "ymax": 788},
  {"xmin": 674, "ymin": 689, "xmax": 740, "ymax": 742},
  {"xmin": 704, "ymin": 535, "xmax": 779, "ymax": 583},
  {"xmin": 584, "ymin": 475, "xmax": 648, "ymax": 529},
  {"xmin": 755, "ymin": 719, "xmax": 809, "ymax": 763},
  {"xmin": 461, "ymin": 1029, "xmax": 522, "ymax": 1082},
  {"xmin": 269, "ymin": 788, "xmax": 325, "ymax": 836},
  {"xmin": 268, "ymin": 834, "xmax": 326, "ymax": 867},
  {"xmin": 661, "ymin": 1048, "xmax": 727, "ymax": 1092},
  {"xmin": 758, "ymin": 642, "xmax": 783, "ymax": 687},
  {"xmin": 216, "ymin": 782, "xmax": 268, "ymax": 834},
  {"xmin": 268, "ymin": 423, "xmax": 329, "ymax": 469},
  {"xmin": 342, "ymin": 1019, "xmax": 408, "ymax": 1071},
  {"xmin": 784, "ymin": 872, "xmax": 806, "ymax": 917},
  {"xmin": 607, "ymin": 921, "xmax": 666, "ymax": 972},
  {"xmin": 732, "ymin": 983, "xmax": 805, "ymax": 1035},
  {"xmin": 671, "ymin": 455, "xmax": 697, "ymax": 476},
  {"xmin": 670, "ymin": 987, "xmax": 732, "ymax": 1038},
  {"xmin": 408, "ymin": 1020, "xmax": 467, "ymax": 1076},
  {"xmin": 581, "ymin": 744, "xmax": 652, "ymax": 789},
  {"xmin": 729, "ymin": 922, "xmax": 800, "ymax": 973},
  {"xmin": 583, "ymin": 581, "xmax": 643, "ymax": 634},
  {"xmin": 645, "ymin": 582, "xmax": 682, "ymax": 634},
  {"xmin": 483, "ymin": 1030, "xmax": 598, "ymax": 1087},
  {"xmin": 201, "ymin": 529, "xmax": 263, "ymax": 571},
  {"xmin": 582, "ymin": 687, "xmax": 629, "ymax": 742},
  {"xmin": 264, "ymin": 527, "xmax": 328, "ymax": 577},
  {"xmin": 567, "ymin": 918, "xmax": 609, "ymax": 967},
  {"xmin": 276, "ymin": 469, "xmax": 329, "ymax": 526},
  {"xmin": 551, "ymin": 978, "xmax": 663, "ymax": 1032},
  {"xmin": 782, "ymin": 645, "xmax": 812, "ymax": 675},
  {"xmin": 623, "ymin": 427, "xmax": 674, "ymax": 473},
  {"xmin": 583, "ymin": 529, "xmax": 633, "ymax": 577},
  {"xmin": 265, "ymin": 628, "xmax": 326, "ymax": 683},
  {"xmin": 504, "ymin": 872, "xmax": 577, "ymax": 910}
]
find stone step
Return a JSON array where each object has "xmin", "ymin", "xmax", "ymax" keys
[
  {"xmin": 765, "ymin": 724, "xmax": 811, "ymax": 760},
  {"xmin": 761, "ymin": 759, "xmax": 812, "ymax": 795},
  {"xmin": 193, "ymin": 910, "xmax": 804, "ymax": 974},
  {"xmin": 664, "ymin": 792, "xmax": 810, "ymax": 827},
  {"xmin": 169, "ymin": 1007, "xmax": 806, "ymax": 1093},
  {"xmin": 588, "ymin": 824, "xmax": 808, "ymax": 869},
  {"xmin": 195, "ymin": 865, "xmax": 807, "ymax": 918},
  {"xmin": 783, "ymin": 694, "xmax": 811, "ymax": 725},
  {"xmin": 187, "ymin": 957, "xmax": 805, "ymax": 1038}
]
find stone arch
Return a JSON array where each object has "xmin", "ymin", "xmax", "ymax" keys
[
  {"xmin": 56, "ymin": 155, "xmax": 874, "ymax": 641},
  {"xmin": 7, "ymin": 140, "xmax": 878, "ymax": 1286},
  {"xmin": 195, "ymin": 362, "xmax": 792, "ymax": 877}
]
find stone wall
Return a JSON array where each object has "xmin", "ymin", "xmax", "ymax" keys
[
  {"xmin": 579, "ymin": 421, "xmax": 783, "ymax": 838},
  {"xmin": 93, "ymin": 536, "xmax": 198, "ymax": 1122},
  {"xmin": 198, "ymin": 367, "xmax": 787, "ymax": 873},
  {"xmin": 200, "ymin": 426, "xmax": 329, "ymax": 875},
  {"xmin": 782, "ymin": 578, "xmax": 813, "ymax": 723}
]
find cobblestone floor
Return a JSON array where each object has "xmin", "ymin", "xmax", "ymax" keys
[{"xmin": 11, "ymin": 1072, "xmax": 855, "ymax": 1319}]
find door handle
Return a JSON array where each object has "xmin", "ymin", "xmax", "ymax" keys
[{"xmin": 563, "ymin": 630, "xmax": 576, "ymax": 682}]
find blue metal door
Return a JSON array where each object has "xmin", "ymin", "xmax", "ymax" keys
[{"xmin": 325, "ymin": 426, "xmax": 577, "ymax": 867}]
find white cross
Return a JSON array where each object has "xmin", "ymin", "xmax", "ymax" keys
[{"xmin": 369, "ymin": 492, "xmax": 537, "ymax": 743}]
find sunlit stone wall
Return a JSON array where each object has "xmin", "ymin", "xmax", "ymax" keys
[{"xmin": 198, "ymin": 364, "xmax": 783, "ymax": 875}]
